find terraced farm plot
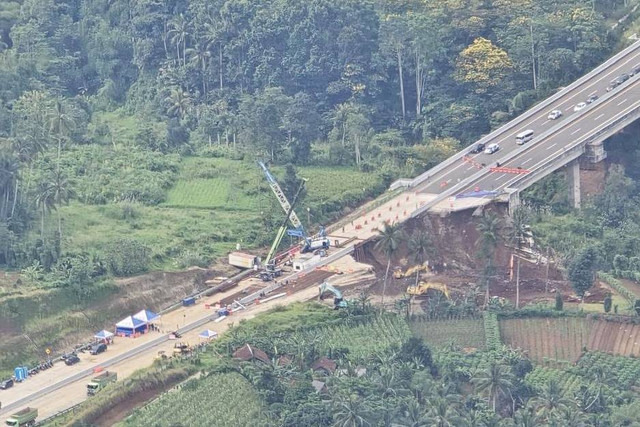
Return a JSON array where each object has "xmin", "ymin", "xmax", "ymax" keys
[
  {"xmin": 587, "ymin": 319, "xmax": 640, "ymax": 357},
  {"xmin": 499, "ymin": 317, "xmax": 590, "ymax": 363},
  {"xmin": 124, "ymin": 372, "xmax": 263, "ymax": 427},
  {"xmin": 410, "ymin": 317, "xmax": 485, "ymax": 350}
]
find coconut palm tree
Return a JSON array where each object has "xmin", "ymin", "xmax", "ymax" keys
[
  {"xmin": 332, "ymin": 394, "xmax": 373, "ymax": 427},
  {"xmin": 472, "ymin": 363, "xmax": 515, "ymax": 412},
  {"xmin": 375, "ymin": 222, "xmax": 406, "ymax": 306},
  {"xmin": 476, "ymin": 213, "xmax": 502, "ymax": 304},
  {"xmin": 507, "ymin": 206, "xmax": 530, "ymax": 249},
  {"xmin": 34, "ymin": 181, "xmax": 55, "ymax": 239},
  {"xmin": 532, "ymin": 379, "xmax": 573, "ymax": 420},
  {"xmin": 427, "ymin": 396, "xmax": 463, "ymax": 427},
  {"xmin": 513, "ymin": 405, "xmax": 541, "ymax": 427},
  {"xmin": 48, "ymin": 169, "xmax": 75, "ymax": 238},
  {"xmin": 167, "ymin": 14, "xmax": 190, "ymax": 66},
  {"xmin": 408, "ymin": 231, "xmax": 433, "ymax": 288},
  {"xmin": 165, "ymin": 87, "xmax": 192, "ymax": 119},
  {"xmin": 187, "ymin": 42, "xmax": 211, "ymax": 94},
  {"xmin": 49, "ymin": 100, "xmax": 75, "ymax": 167},
  {"xmin": 0, "ymin": 148, "xmax": 19, "ymax": 221},
  {"xmin": 399, "ymin": 397, "xmax": 430, "ymax": 426}
]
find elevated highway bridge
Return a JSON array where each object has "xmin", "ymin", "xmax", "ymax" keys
[{"xmin": 393, "ymin": 39, "xmax": 640, "ymax": 216}]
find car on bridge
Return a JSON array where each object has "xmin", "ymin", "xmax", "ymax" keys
[
  {"xmin": 547, "ymin": 110, "xmax": 562, "ymax": 120},
  {"xmin": 631, "ymin": 65, "xmax": 640, "ymax": 76},
  {"xmin": 573, "ymin": 102, "xmax": 587, "ymax": 112},
  {"xmin": 469, "ymin": 142, "xmax": 485, "ymax": 154},
  {"xmin": 484, "ymin": 143, "xmax": 500, "ymax": 154},
  {"xmin": 586, "ymin": 94, "xmax": 598, "ymax": 104}
]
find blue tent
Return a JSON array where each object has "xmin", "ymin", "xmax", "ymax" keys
[
  {"xmin": 94, "ymin": 330, "xmax": 114, "ymax": 340},
  {"xmin": 133, "ymin": 309, "xmax": 160, "ymax": 323},
  {"xmin": 115, "ymin": 316, "xmax": 147, "ymax": 336}
]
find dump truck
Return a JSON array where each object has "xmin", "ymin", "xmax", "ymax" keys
[
  {"xmin": 87, "ymin": 371, "xmax": 117, "ymax": 396},
  {"xmin": 5, "ymin": 407, "xmax": 37, "ymax": 427}
]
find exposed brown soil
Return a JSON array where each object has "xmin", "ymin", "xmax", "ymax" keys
[
  {"xmin": 359, "ymin": 206, "xmax": 608, "ymax": 306},
  {"xmin": 579, "ymin": 161, "xmax": 606, "ymax": 201}
]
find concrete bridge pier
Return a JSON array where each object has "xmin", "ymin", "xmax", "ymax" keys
[
  {"xmin": 567, "ymin": 160, "xmax": 581, "ymax": 209},
  {"xmin": 506, "ymin": 188, "xmax": 520, "ymax": 217}
]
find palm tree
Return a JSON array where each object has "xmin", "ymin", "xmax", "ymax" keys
[
  {"xmin": 167, "ymin": 14, "xmax": 190, "ymax": 66},
  {"xmin": 332, "ymin": 394, "xmax": 373, "ymax": 427},
  {"xmin": 476, "ymin": 213, "xmax": 502, "ymax": 304},
  {"xmin": 187, "ymin": 42, "xmax": 211, "ymax": 94},
  {"xmin": 34, "ymin": 181, "xmax": 55, "ymax": 239},
  {"xmin": 427, "ymin": 397, "xmax": 463, "ymax": 427},
  {"xmin": 49, "ymin": 100, "xmax": 75, "ymax": 167},
  {"xmin": 399, "ymin": 397, "xmax": 430, "ymax": 427},
  {"xmin": 375, "ymin": 222, "xmax": 406, "ymax": 306},
  {"xmin": 202, "ymin": 19, "xmax": 224, "ymax": 90},
  {"xmin": 472, "ymin": 363, "xmax": 515, "ymax": 412},
  {"xmin": 0, "ymin": 148, "xmax": 19, "ymax": 220},
  {"xmin": 532, "ymin": 379, "xmax": 573, "ymax": 420},
  {"xmin": 48, "ymin": 169, "xmax": 75, "ymax": 238},
  {"xmin": 513, "ymin": 405, "xmax": 541, "ymax": 427},
  {"xmin": 408, "ymin": 231, "xmax": 433, "ymax": 288},
  {"xmin": 507, "ymin": 206, "xmax": 530, "ymax": 249},
  {"xmin": 165, "ymin": 87, "xmax": 192, "ymax": 119}
]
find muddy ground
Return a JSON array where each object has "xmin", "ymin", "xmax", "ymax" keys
[{"xmin": 354, "ymin": 206, "xmax": 609, "ymax": 306}]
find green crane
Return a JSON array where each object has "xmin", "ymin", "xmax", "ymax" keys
[{"xmin": 264, "ymin": 178, "xmax": 307, "ymax": 268}]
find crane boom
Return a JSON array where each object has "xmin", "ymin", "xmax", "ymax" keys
[
  {"xmin": 264, "ymin": 179, "xmax": 306, "ymax": 266},
  {"xmin": 257, "ymin": 161, "xmax": 303, "ymax": 231}
]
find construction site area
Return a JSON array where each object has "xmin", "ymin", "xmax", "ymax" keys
[{"xmin": 0, "ymin": 161, "xmax": 614, "ymax": 425}]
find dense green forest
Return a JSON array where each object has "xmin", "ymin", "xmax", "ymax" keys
[{"xmin": 0, "ymin": 0, "xmax": 627, "ymax": 274}]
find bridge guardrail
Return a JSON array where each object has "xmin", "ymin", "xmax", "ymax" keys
[
  {"xmin": 505, "ymin": 100, "xmax": 640, "ymax": 190},
  {"xmin": 390, "ymin": 38, "xmax": 640, "ymax": 190}
]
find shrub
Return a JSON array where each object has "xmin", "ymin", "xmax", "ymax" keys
[
  {"xmin": 555, "ymin": 292, "xmax": 563, "ymax": 311},
  {"xmin": 604, "ymin": 294, "xmax": 612, "ymax": 313},
  {"xmin": 104, "ymin": 238, "xmax": 151, "ymax": 276}
]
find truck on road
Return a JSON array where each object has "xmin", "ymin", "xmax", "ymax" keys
[
  {"xmin": 5, "ymin": 407, "xmax": 38, "ymax": 426},
  {"xmin": 87, "ymin": 371, "xmax": 117, "ymax": 396}
]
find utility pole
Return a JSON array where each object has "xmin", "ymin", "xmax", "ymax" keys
[
  {"xmin": 307, "ymin": 207, "xmax": 310, "ymax": 226},
  {"xmin": 545, "ymin": 247, "xmax": 551, "ymax": 296},
  {"xmin": 516, "ymin": 257, "xmax": 521, "ymax": 309}
]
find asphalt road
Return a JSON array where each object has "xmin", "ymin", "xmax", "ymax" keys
[
  {"xmin": 462, "ymin": 75, "xmax": 640, "ymax": 193},
  {"xmin": 415, "ymin": 40, "xmax": 640, "ymax": 195}
]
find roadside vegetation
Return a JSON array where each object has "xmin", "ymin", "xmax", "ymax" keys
[{"xmin": 50, "ymin": 303, "xmax": 640, "ymax": 426}]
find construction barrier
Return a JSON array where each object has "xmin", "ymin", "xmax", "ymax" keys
[{"xmin": 489, "ymin": 166, "xmax": 530, "ymax": 174}]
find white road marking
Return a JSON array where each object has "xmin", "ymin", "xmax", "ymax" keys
[
  {"xmin": 595, "ymin": 113, "xmax": 605, "ymax": 120},
  {"xmin": 521, "ymin": 158, "xmax": 533, "ymax": 165},
  {"xmin": 570, "ymin": 128, "xmax": 581, "ymax": 135},
  {"xmin": 618, "ymin": 98, "xmax": 628, "ymax": 106},
  {"xmin": 466, "ymin": 166, "xmax": 475, "ymax": 171},
  {"xmin": 588, "ymin": 90, "xmax": 597, "ymax": 96},
  {"xmin": 546, "ymin": 143, "xmax": 558, "ymax": 150},
  {"xmin": 542, "ymin": 119, "xmax": 550, "ymax": 125}
]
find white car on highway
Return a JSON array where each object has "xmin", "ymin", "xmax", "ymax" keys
[
  {"xmin": 547, "ymin": 110, "xmax": 562, "ymax": 120},
  {"xmin": 484, "ymin": 143, "xmax": 500, "ymax": 154},
  {"xmin": 573, "ymin": 102, "xmax": 587, "ymax": 112}
]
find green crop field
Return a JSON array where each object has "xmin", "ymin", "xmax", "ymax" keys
[
  {"xmin": 123, "ymin": 372, "xmax": 263, "ymax": 427},
  {"xmin": 410, "ymin": 317, "xmax": 485, "ymax": 350}
]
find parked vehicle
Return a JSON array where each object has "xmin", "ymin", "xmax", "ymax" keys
[
  {"xmin": 64, "ymin": 354, "xmax": 80, "ymax": 366},
  {"xmin": 573, "ymin": 102, "xmax": 587, "ymax": 112},
  {"xmin": 0, "ymin": 379, "xmax": 13, "ymax": 390},
  {"xmin": 5, "ymin": 407, "xmax": 37, "ymax": 427},
  {"xmin": 90, "ymin": 343, "xmax": 107, "ymax": 355},
  {"xmin": 469, "ymin": 142, "xmax": 485, "ymax": 154},
  {"xmin": 484, "ymin": 143, "xmax": 500, "ymax": 154},
  {"xmin": 547, "ymin": 110, "xmax": 562, "ymax": 120},
  {"xmin": 87, "ymin": 371, "xmax": 117, "ymax": 396}
]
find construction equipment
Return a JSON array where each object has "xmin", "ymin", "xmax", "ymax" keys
[
  {"xmin": 318, "ymin": 282, "xmax": 348, "ymax": 309},
  {"xmin": 406, "ymin": 282, "xmax": 450, "ymax": 299},
  {"xmin": 258, "ymin": 161, "xmax": 330, "ymax": 256},
  {"xmin": 87, "ymin": 371, "xmax": 117, "ymax": 396},
  {"xmin": 5, "ymin": 407, "xmax": 38, "ymax": 427},
  {"xmin": 263, "ymin": 177, "xmax": 306, "ymax": 279},
  {"xmin": 394, "ymin": 263, "xmax": 429, "ymax": 279},
  {"xmin": 173, "ymin": 342, "xmax": 190, "ymax": 355},
  {"xmin": 155, "ymin": 350, "xmax": 169, "ymax": 360}
]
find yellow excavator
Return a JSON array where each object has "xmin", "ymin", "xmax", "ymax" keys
[
  {"xmin": 394, "ymin": 263, "xmax": 429, "ymax": 279},
  {"xmin": 406, "ymin": 282, "xmax": 450, "ymax": 299}
]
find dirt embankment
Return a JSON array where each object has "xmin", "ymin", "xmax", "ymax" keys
[{"xmin": 358, "ymin": 206, "xmax": 608, "ymax": 305}]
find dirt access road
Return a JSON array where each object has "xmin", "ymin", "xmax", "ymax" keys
[{"xmin": 1, "ymin": 186, "xmax": 419, "ymax": 422}]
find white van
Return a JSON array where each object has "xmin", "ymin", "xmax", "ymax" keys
[{"xmin": 515, "ymin": 129, "xmax": 534, "ymax": 145}]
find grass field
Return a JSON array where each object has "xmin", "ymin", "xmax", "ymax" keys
[{"xmin": 410, "ymin": 317, "xmax": 485, "ymax": 350}]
